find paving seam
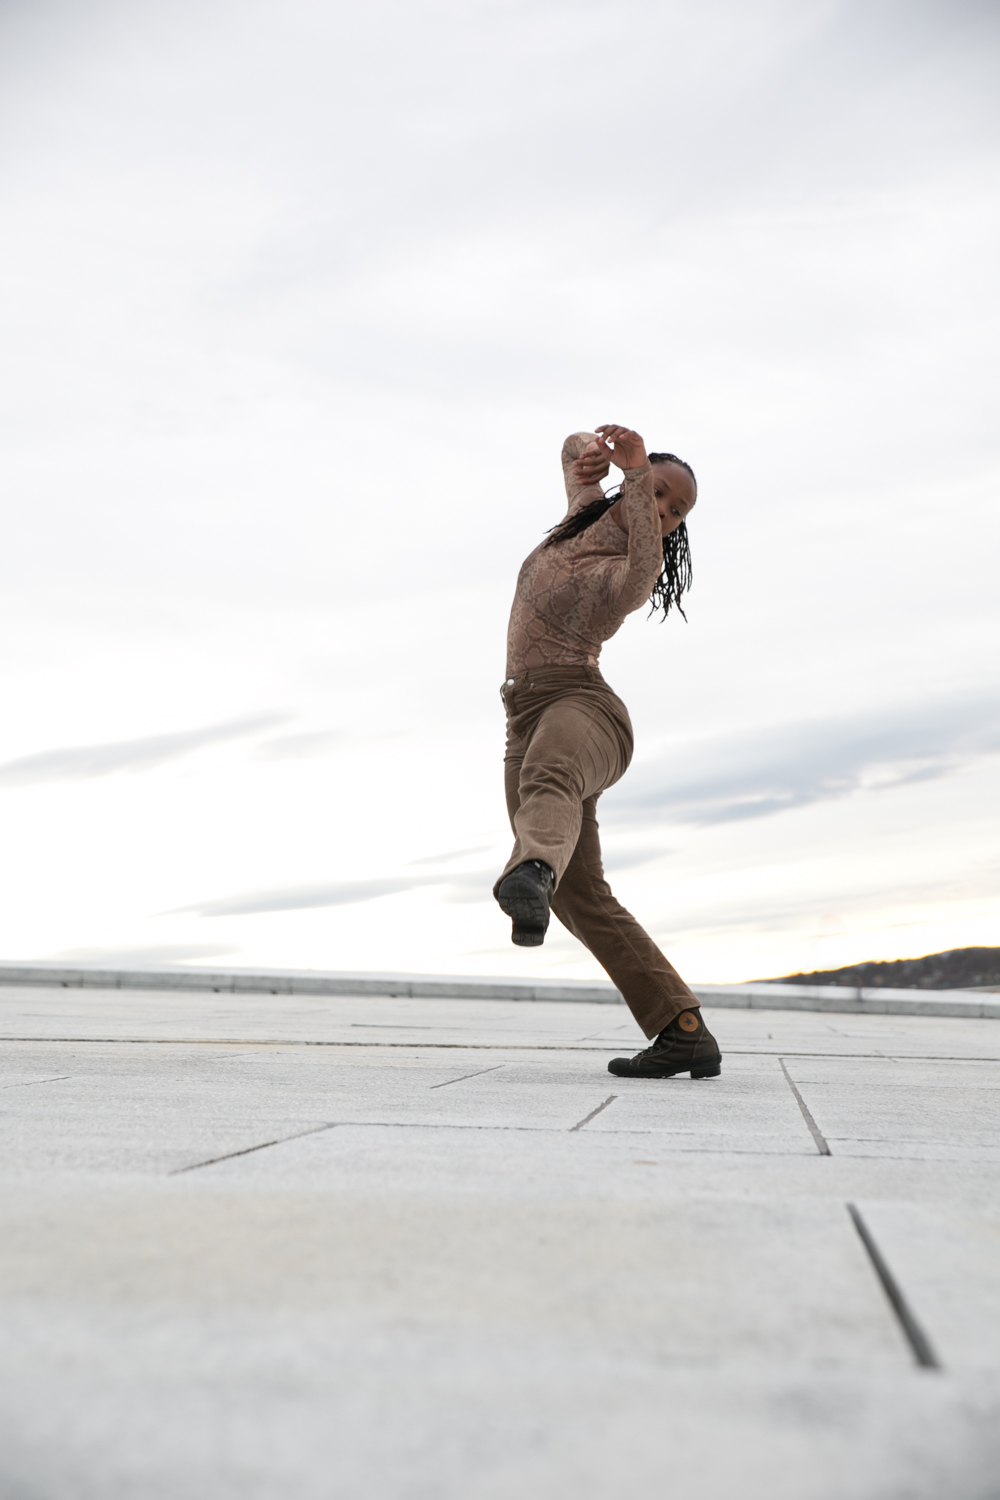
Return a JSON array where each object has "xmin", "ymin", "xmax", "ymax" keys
[
  {"xmin": 171, "ymin": 1123, "xmax": 338, "ymax": 1174},
  {"xmin": 569, "ymin": 1095, "xmax": 617, "ymax": 1131},
  {"xmin": 158, "ymin": 1119, "xmax": 822, "ymax": 1151},
  {"xmin": 846, "ymin": 1203, "xmax": 942, "ymax": 1370},
  {"xmin": 779, "ymin": 1059, "xmax": 832, "ymax": 1155},
  {"xmin": 429, "ymin": 1064, "xmax": 506, "ymax": 1089},
  {"xmin": 0, "ymin": 1074, "xmax": 71, "ymax": 1089},
  {"xmin": 831, "ymin": 1139, "xmax": 1000, "ymax": 1149},
  {"xmin": 2, "ymin": 1037, "xmax": 998, "ymax": 1061}
]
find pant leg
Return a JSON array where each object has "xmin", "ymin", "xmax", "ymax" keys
[
  {"xmin": 551, "ymin": 796, "xmax": 699, "ymax": 1039},
  {"xmin": 494, "ymin": 689, "xmax": 626, "ymax": 891}
]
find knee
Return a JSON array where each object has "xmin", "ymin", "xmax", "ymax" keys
[
  {"xmin": 552, "ymin": 871, "xmax": 617, "ymax": 924},
  {"xmin": 518, "ymin": 762, "xmax": 584, "ymax": 802}
]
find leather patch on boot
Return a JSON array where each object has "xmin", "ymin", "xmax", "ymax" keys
[{"xmin": 677, "ymin": 1011, "xmax": 700, "ymax": 1032}]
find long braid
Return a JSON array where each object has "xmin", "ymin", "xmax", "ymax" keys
[
  {"xmin": 544, "ymin": 450, "xmax": 696, "ymax": 621},
  {"xmin": 650, "ymin": 519, "xmax": 692, "ymax": 621}
]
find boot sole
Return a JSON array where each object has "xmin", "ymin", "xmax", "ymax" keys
[
  {"xmin": 607, "ymin": 1059, "xmax": 722, "ymax": 1079},
  {"xmin": 497, "ymin": 873, "xmax": 550, "ymax": 946}
]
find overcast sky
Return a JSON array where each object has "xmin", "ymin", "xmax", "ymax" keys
[{"xmin": 0, "ymin": 0, "xmax": 997, "ymax": 983}]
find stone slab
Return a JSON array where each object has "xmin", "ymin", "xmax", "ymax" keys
[
  {"xmin": 782, "ymin": 1055, "xmax": 1000, "ymax": 1160},
  {"xmin": 856, "ymin": 1202, "xmax": 1000, "ymax": 1369},
  {"xmin": 1, "ymin": 986, "xmax": 999, "ymax": 1498},
  {"xmin": 3, "ymin": 985, "xmax": 1000, "ymax": 1055}
]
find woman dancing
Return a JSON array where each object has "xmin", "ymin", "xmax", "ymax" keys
[{"xmin": 494, "ymin": 424, "xmax": 721, "ymax": 1080}]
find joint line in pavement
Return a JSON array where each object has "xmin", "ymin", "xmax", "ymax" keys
[
  {"xmin": 570, "ymin": 1095, "xmax": 617, "ymax": 1132},
  {"xmin": 430, "ymin": 1065, "xmax": 506, "ymax": 1089},
  {"xmin": 170, "ymin": 1123, "xmax": 337, "ymax": 1175},
  {"xmin": 779, "ymin": 1058, "xmax": 831, "ymax": 1155},
  {"xmin": 847, "ymin": 1202, "xmax": 941, "ymax": 1370}
]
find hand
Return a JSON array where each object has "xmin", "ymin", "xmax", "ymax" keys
[
  {"xmin": 595, "ymin": 424, "xmax": 647, "ymax": 471},
  {"xmin": 571, "ymin": 439, "xmax": 610, "ymax": 486}
]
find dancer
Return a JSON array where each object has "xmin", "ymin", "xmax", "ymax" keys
[{"xmin": 494, "ymin": 424, "xmax": 721, "ymax": 1080}]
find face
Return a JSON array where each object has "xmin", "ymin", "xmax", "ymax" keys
[{"xmin": 652, "ymin": 461, "xmax": 697, "ymax": 537}]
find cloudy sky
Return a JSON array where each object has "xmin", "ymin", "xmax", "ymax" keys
[{"xmin": 0, "ymin": 0, "xmax": 997, "ymax": 984}]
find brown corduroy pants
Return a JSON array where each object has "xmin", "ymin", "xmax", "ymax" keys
[{"xmin": 494, "ymin": 665, "xmax": 698, "ymax": 1039}]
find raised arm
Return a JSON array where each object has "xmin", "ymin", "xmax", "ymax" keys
[
  {"xmin": 592, "ymin": 424, "xmax": 662, "ymax": 616},
  {"xmin": 560, "ymin": 431, "xmax": 609, "ymax": 515}
]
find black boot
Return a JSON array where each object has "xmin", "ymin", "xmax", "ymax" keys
[
  {"xmin": 497, "ymin": 860, "xmax": 555, "ymax": 946},
  {"xmin": 608, "ymin": 1008, "xmax": 722, "ymax": 1079}
]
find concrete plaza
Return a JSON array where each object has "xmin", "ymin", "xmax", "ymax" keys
[{"xmin": 1, "ymin": 982, "xmax": 998, "ymax": 1499}]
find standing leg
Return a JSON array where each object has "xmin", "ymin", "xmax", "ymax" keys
[{"xmin": 552, "ymin": 795, "xmax": 699, "ymax": 1039}]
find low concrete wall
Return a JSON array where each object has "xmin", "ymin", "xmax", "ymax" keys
[
  {"xmin": 0, "ymin": 961, "xmax": 997, "ymax": 1018},
  {"xmin": 692, "ymin": 980, "xmax": 1000, "ymax": 1019},
  {"xmin": 0, "ymin": 962, "xmax": 612, "ymax": 1005}
]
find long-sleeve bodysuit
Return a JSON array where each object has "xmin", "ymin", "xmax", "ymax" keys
[
  {"xmin": 496, "ymin": 432, "xmax": 700, "ymax": 1038},
  {"xmin": 505, "ymin": 433, "xmax": 664, "ymax": 676}
]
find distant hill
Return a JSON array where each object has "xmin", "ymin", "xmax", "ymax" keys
[{"xmin": 760, "ymin": 946, "xmax": 1000, "ymax": 991}]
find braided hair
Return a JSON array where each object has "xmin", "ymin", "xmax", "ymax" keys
[{"xmin": 544, "ymin": 452, "xmax": 695, "ymax": 621}]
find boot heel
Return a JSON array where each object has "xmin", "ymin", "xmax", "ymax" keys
[{"xmin": 690, "ymin": 1060, "xmax": 721, "ymax": 1079}]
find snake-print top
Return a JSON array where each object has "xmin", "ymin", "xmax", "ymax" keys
[{"xmin": 505, "ymin": 433, "xmax": 661, "ymax": 677}]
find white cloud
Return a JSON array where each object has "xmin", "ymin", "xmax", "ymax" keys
[
  {"xmin": 179, "ymin": 867, "xmax": 496, "ymax": 917},
  {"xmin": 0, "ymin": 714, "xmax": 286, "ymax": 785},
  {"xmin": 48, "ymin": 943, "xmax": 239, "ymax": 965},
  {"xmin": 607, "ymin": 687, "xmax": 1000, "ymax": 826}
]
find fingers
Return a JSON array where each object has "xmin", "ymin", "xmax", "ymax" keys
[
  {"xmin": 572, "ymin": 454, "xmax": 609, "ymax": 480},
  {"xmin": 573, "ymin": 441, "xmax": 609, "ymax": 473},
  {"xmin": 573, "ymin": 426, "xmax": 639, "ymax": 481},
  {"xmin": 595, "ymin": 426, "xmax": 628, "ymax": 454},
  {"xmin": 595, "ymin": 423, "xmax": 645, "ymax": 467},
  {"xmin": 577, "ymin": 442, "xmax": 603, "ymax": 459}
]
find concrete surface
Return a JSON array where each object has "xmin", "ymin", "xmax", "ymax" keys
[{"xmin": 1, "ymin": 984, "xmax": 999, "ymax": 1499}]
